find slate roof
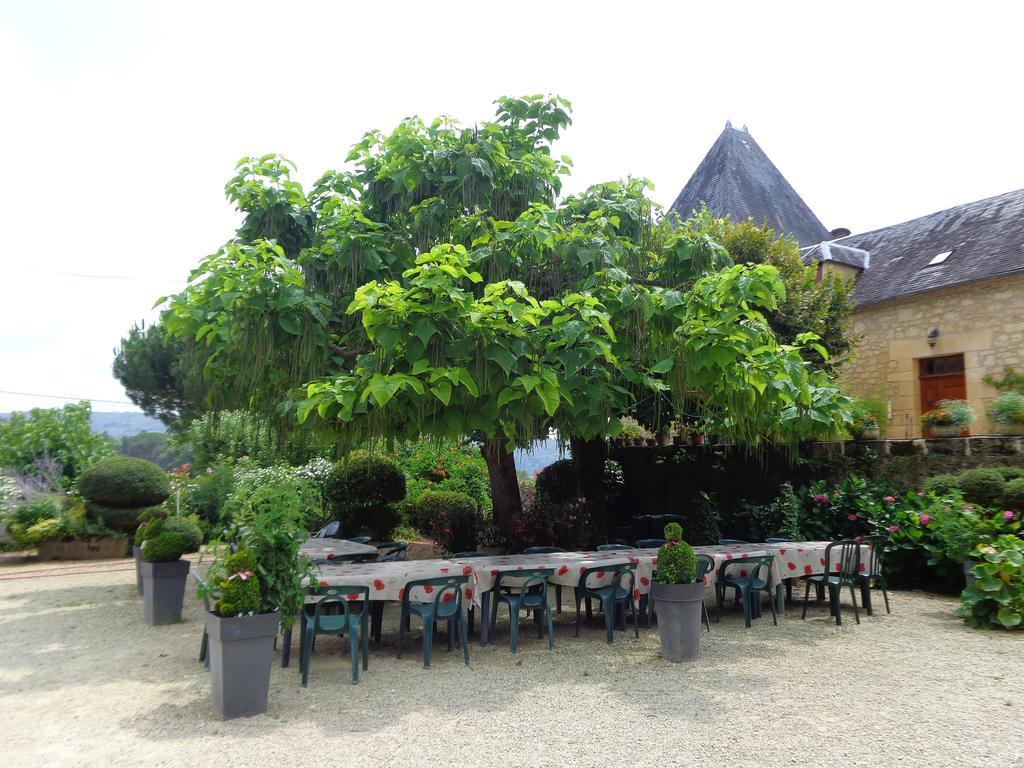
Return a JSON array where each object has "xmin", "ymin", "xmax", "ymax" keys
[
  {"xmin": 832, "ymin": 188, "xmax": 1024, "ymax": 307},
  {"xmin": 670, "ymin": 122, "xmax": 831, "ymax": 246}
]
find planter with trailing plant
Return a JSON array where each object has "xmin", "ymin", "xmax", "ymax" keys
[
  {"xmin": 138, "ymin": 519, "xmax": 191, "ymax": 625},
  {"xmin": 203, "ymin": 549, "xmax": 279, "ymax": 720},
  {"xmin": 850, "ymin": 414, "xmax": 881, "ymax": 440},
  {"xmin": 989, "ymin": 391, "xmax": 1024, "ymax": 435},
  {"xmin": 922, "ymin": 399, "xmax": 975, "ymax": 437},
  {"xmin": 650, "ymin": 523, "xmax": 704, "ymax": 662}
]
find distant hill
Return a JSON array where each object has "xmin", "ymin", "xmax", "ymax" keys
[{"xmin": 90, "ymin": 412, "xmax": 166, "ymax": 438}]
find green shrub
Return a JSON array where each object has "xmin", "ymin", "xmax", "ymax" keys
[
  {"xmin": 142, "ymin": 530, "xmax": 188, "ymax": 562},
  {"xmin": 184, "ymin": 462, "xmax": 236, "ymax": 525},
  {"xmin": 415, "ymin": 490, "xmax": 482, "ymax": 554},
  {"xmin": 656, "ymin": 523, "xmax": 697, "ymax": 584},
  {"xmin": 22, "ymin": 518, "xmax": 64, "ymax": 546},
  {"xmin": 995, "ymin": 466, "xmax": 1024, "ymax": 482},
  {"xmin": 392, "ymin": 440, "xmax": 491, "ymax": 515},
  {"xmin": 680, "ymin": 491, "xmax": 722, "ymax": 546},
  {"xmin": 989, "ymin": 391, "xmax": 1024, "ymax": 427},
  {"xmin": 162, "ymin": 516, "xmax": 203, "ymax": 553},
  {"xmin": 958, "ymin": 535, "xmax": 1024, "ymax": 629},
  {"xmin": 1003, "ymin": 478, "xmax": 1024, "ymax": 512},
  {"xmin": 3, "ymin": 497, "xmax": 61, "ymax": 547},
  {"xmin": 215, "ymin": 549, "xmax": 261, "ymax": 616},
  {"xmin": 86, "ymin": 502, "xmax": 164, "ymax": 533},
  {"xmin": 221, "ymin": 466, "xmax": 323, "ymax": 533},
  {"xmin": 958, "ymin": 468, "xmax": 1006, "ymax": 507},
  {"xmin": 923, "ymin": 474, "xmax": 961, "ymax": 497},
  {"xmin": 325, "ymin": 452, "xmax": 406, "ymax": 540},
  {"xmin": 534, "ymin": 459, "xmax": 577, "ymax": 504},
  {"xmin": 77, "ymin": 456, "xmax": 171, "ymax": 508}
]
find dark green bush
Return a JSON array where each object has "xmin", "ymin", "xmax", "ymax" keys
[
  {"xmin": 185, "ymin": 462, "xmax": 235, "ymax": 525},
  {"xmin": 88, "ymin": 502, "xmax": 163, "ymax": 534},
  {"xmin": 655, "ymin": 523, "xmax": 697, "ymax": 584},
  {"xmin": 958, "ymin": 468, "xmax": 1006, "ymax": 507},
  {"xmin": 142, "ymin": 530, "xmax": 188, "ymax": 562},
  {"xmin": 995, "ymin": 466, "xmax": 1024, "ymax": 482},
  {"xmin": 162, "ymin": 516, "xmax": 202, "ymax": 553},
  {"xmin": 215, "ymin": 549, "xmax": 261, "ymax": 616},
  {"xmin": 923, "ymin": 474, "xmax": 961, "ymax": 497},
  {"xmin": 325, "ymin": 452, "xmax": 406, "ymax": 539},
  {"xmin": 1003, "ymin": 478, "xmax": 1024, "ymax": 512},
  {"xmin": 77, "ymin": 456, "xmax": 171, "ymax": 508},
  {"xmin": 680, "ymin": 491, "xmax": 722, "ymax": 546},
  {"xmin": 415, "ymin": 490, "xmax": 482, "ymax": 554},
  {"xmin": 535, "ymin": 459, "xmax": 577, "ymax": 503}
]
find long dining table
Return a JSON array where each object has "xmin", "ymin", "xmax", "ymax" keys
[{"xmin": 296, "ymin": 540, "xmax": 873, "ymax": 650}]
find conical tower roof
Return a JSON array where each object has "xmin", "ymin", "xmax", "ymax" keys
[{"xmin": 670, "ymin": 122, "xmax": 830, "ymax": 246}]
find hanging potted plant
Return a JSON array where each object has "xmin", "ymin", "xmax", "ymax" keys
[
  {"xmin": 650, "ymin": 523, "xmax": 704, "ymax": 661},
  {"xmin": 922, "ymin": 399, "xmax": 975, "ymax": 437},
  {"xmin": 138, "ymin": 519, "xmax": 191, "ymax": 625},
  {"xmin": 989, "ymin": 391, "xmax": 1024, "ymax": 435}
]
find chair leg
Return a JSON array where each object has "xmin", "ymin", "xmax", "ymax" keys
[
  {"xmin": 785, "ymin": 578, "xmax": 793, "ymax": 602},
  {"xmin": 458, "ymin": 610, "xmax": 470, "ymax": 665},
  {"xmin": 849, "ymin": 583, "xmax": 861, "ymax": 625},
  {"xmin": 349, "ymin": 629, "xmax": 360, "ymax": 684},
  {"xmin": 467, "ymin": 605, "xmax": 475, "ymax": 635},
  {"xmin": 535, "ymin": 608, "xmax": 543, "ymax": 640},
  {"xmin": 301, "ymin": 624, "xmax": 315, "ymax": 687},
  {"xmin": 397, "ymin": 606, "xmax": 406, "ymax": 659},
  {"xmin": 766, "ymin": 588, "xmax": 778, "ymax": 626},
  {"xmin": 509, "ymin": 603, "xmax": 520, "ymax": 653},
  {"xmin": 882, "ymin": 586, "xmax": 891, "ymax": 614},
  {"xmin": 801, "ymin": 580, "xmax": 811, "ymax": 620},
  {"xmin": 422, "ymin": 617, "xmax": 435, "ymax": 668},
  {"xmin": 603, "ymin": 598, "xmax": 615, "ymax": 644},
  {"xmin": 715, "ymin": 584, "xmax": 725, "ymax": 622},
  {"xmin": 490, "ymin": 592, "xmax": 500, "ymax": 636},
  {"xmin": 361, "ymin": 615, "xmax": 369, "ymax": 671},
  {"xmin": 555, "ymin": 585, "xmax": 562, "ymax": 613},
  {"xmin": 701, "ymin": 601, "xmax": 711, "ymax": 632},
  {"xmin": 830, "ymin": 584, "xmax": 842, "ymax": 626},
  {"xmin": 586, "ymin": 595, "xmax": 593, "ymax": 619},
  {"xmin": 545, "ymin": 603, "xmax": 555, "ymax": 649},
  {"xmin": 447, "ymin": 617, "xmax": 454, "ymax": 653},
  {"xmin": 631, "ymin": 599, "xmax": 639, "ymax": 639},
  {"xmin": 741, "ymin": 587, "xmax": 752, "ymax": 628},
  {"xmin": 574, "ymin": 591, "xmax": 583, "ymax": 638}
]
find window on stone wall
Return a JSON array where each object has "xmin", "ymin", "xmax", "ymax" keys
[{"xmin": 919, "ymin": 354, "xmax": 965, "ymax": 377}]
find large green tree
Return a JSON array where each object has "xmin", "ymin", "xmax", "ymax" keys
[
  {"xmin": 159, "ymin": 96, "xmax": 851, "ymax": 537},
  {"xmin": 112, "ymin": 321, "xmax": 202, "ymax": 428}
]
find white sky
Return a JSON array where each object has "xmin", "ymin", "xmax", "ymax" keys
[{"xmin": 1, "ymin": 0, "xmax": 1023, "ymax": 414}]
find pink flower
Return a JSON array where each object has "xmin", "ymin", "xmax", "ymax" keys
[
  {"xmin": 228, "ymin": 570, "xmax": 254, "ymax": 582},
  {"xmin": 886, "ymin": 525, "xmax": 900, "ymax": 533},
  {"xmin": 961, "ymin": 505, "xmax": 973, "ymax": 512},
  {"xmin": 883, "ymin": 496, "xmax": 896, "ymax": 503},
  {"xmin": 847, "ymin": 514, "xmax": 858, "ymax": 522},
  {"xmin": 813, "ymin": 494, "xmax": 829, "ymax": 505},
  {"xmin": 1004, "ymin": 510, "xmax": 1016, "ymax": 520},
  {"xmin": 919, "ymin": 514, "xmax": 933, "ymax": 526},
  {"xmin": 206, "ymin": 467, "xmax": 214, "ymax": 474}
]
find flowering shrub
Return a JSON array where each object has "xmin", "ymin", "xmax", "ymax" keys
[
  {"xmin": 414, "ymin": 490, "xmax": 482, "ymax": 554},
  {"xmin": 921, "ymin": 399, "xmax": 975, "ymax": 427},
  {"xmin": 959, "ymin": 536, "xmax": 1024, "ymax": 629},
  {"xmin": 391, "ymin": 440, "xmax": 490, "ymax": 516},
  {"xmin": 224, "ymin": 465, "xmax": 325, "ymax": 532},
  {"xmin": 506, "ymin": 481, "xmax": 594, "ymax": 551}
]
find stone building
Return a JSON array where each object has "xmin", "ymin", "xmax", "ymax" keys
[{"xmin": 673, "ymin": 123, "xmax": 1024, "ymax": 437}]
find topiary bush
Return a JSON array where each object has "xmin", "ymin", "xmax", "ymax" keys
[
  {"xmin": 923, "ymin": 474, "xmax": 962, "ymax": 497},
  {"xmin": 655, "ymin": 523, "xmax": 697, "ymax": 584},
  {"xmin": 162, "ymin": 516, "xmax": 203, "ymax": 553},
  {"xmin": 215, "ymin": 549, "xmax": 261, "ymax": 616},
  {"xmin": 1003, "ymin": 478, "xmax": 1024, "ymax": 512},
  {"xmin": 995, "ymin": 466, "xmax": 1024, "ymax": 482},
  {"xmin": 77, "ymin": 456, "xmax": 171, "ymax": 508},
  {"xmin": 958, "ymin": 468, "xmax": 1007, "ymax": 507},
  {"xmin": 414, "ymin": 490, "xmax": 483, "ymax": 554},
  {"xmin": 325, "ymin": 452, "xmax": 407, "ymax": 540},
  {"xmin": 534, "ymin": 459, "xmax": 578, "ymax": 504},
  {"xmin": 141, "ymin": 530, "xmax": 188, "ymax": 562}
]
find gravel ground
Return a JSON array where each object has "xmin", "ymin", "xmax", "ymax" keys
[{"xmin": 1, "ymin": 557, "xmax": 1022, "ymax": 768}]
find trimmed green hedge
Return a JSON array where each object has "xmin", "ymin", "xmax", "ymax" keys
[
  {"xmin": 78, "ymin": 456, "xmax": 171, "ymax": 508},
  {"xmin": 325, "ymin": 452, "xmax": 407, "ymax": 540},
  {"xmin": 414, "ymin": 490, "xmax": 482, "ymax": 554}
]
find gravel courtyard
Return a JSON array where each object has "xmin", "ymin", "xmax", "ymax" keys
[{"xmin": 1, "ymin": 557, "xmax": 1022, "ymax": 768}]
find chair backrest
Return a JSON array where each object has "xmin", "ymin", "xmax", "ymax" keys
[
  {"xmin": 825, "ymin": 540, "xmax": 861, "ymax": 579},
  {"xmin": 452, "ymin": 551, "xmax": 489, "ymax": 558},
  {"xmin": 597, "ymin": 543, "xmax": 633, "ymax": 551},
  {"xmin": 765, "ymin": 537, "xmax": 793, "ymax": 543},
  {"xmin": 860, "ymin": 536, "xmax": 886, "ymax": 576},
  {"xmin": 521, "ymin": 546, "xmax": 566, "ymax": 554},
  {"xmin": 311, "ymin": 521, "xmax": 340, "ymax": 539},
  {"xmin": 695, "ymin": 554, "xmax": 713, "ymax": 584},
  {"xmin": 635, "ymin": 538, "xmax": 666, "ymax": 549},
  {"xmin": 376, "ymin": 541, "xmax": 409, "ymax": 559},
  {"xmin": 493, "ymin": 568, "xmax": 554, "ymax": 597},
  {"xmin": 347, "ymin": 536, "xmax": 372, "ymax": 544},
  {"xmin": 719, "ymin": 538, "xmax": 748, "ymax": 545},
  {"xmin": 578, "ymin": 562, "xmax": 637, "ymax": 593},
  {"xmin": 307, "ymin": 585, "xmax": 369, "ymax": 631},
  {"xmin": 718, "ymin": 555, "xmax": 773, "ymax": 584},
  {"xmin": 401, "ymin": 575, "xmax": 469, "ymax": 618}
]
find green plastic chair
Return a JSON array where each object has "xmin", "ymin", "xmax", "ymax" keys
[
  {"xmin": 765, "ymin": 537, "xmax": 793, "ymax": 543},
  {"xmin": 635, "ymin": 538, "xmax": 666, "ymax": 549},
  {"xmin": 715, "ymin": 556, "xmax": 777, "ymax": 628},
  {"xmin": 764, "ymin": 538, "xmax": 797, "ymax": 600},
  {"xmin": 452, "ymin": 551, "xmax": 489, "ymax": 557},
  {"xmin": 597, "ymin": 543, "xmax": 633, "ymax": 551},
  {"xmin": 719, "ymin": 538, "xmax": 748, "ymax": 545},
  {"xmin": 574, "ymin": 563, "xmax": 639, "ymax": 643},
  {"xmin": 398, "ymin": 576, "xmax": 470, "ymax": 668},
  {"xmin": 521, "ymin": 547, "xmax": 566, "ymax": 612},
  {"xmin": 376, "ymin": 540, "xmax": 409, "ymax": 561},
  {"xmin": 801, "ymin": 540, "xmax": 861, "ymax": 626},
  {"xmin": 347, "ymin": 536, "xmax": 372, "ymax": 544},
  {"xmin": 489, "ymin": 568, "xmax": 556, "ymax": 652},
  {"xmin": 300, "ymin": 585, "xmax": 369, "ymax": 686},
  {"xmin": 858, "ymin": 535, "xmax": 891, "ymax": 615}
]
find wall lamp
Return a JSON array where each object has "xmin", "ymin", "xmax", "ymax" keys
[{"xmin": 927, "ymin": 328, "xmax": 940, "ymax": 349}]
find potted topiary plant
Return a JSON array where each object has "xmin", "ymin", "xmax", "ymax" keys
[
  {"xmin": 138, "ymin": 519, "xmax": 191, "ymax": 625},
  {"xmin": 650, "ymin": 523, "xmax": 704, "ymax": 662},
  {"xmin": 202, "ymin": 548, "xmax": 279, "ymax": 720},
  {"xmin": 989, "ymin": 391, "xmax": 1024, "ymax": 435},
  {"xmin": 922, "ymin": 399, "xmax": 975, "ymax": 437}
]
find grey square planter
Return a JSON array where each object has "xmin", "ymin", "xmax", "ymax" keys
[
  {"xmin": 140, "ymin": 559, "xmax": 190, "ymax": 625},
  {"xmin": 650, "ymin": 581, "xmax": 705, "ymax": 662},
  {"xmin": 132, "ymin": 546, "xmax": 144, "ymax": 596},
  {"xmin": 206, "ymin": 611, "xmax": 279, "ymax": 720}
]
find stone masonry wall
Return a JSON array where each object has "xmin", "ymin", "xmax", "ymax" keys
[{"xmin": 841, "ymin": 273, "xmax": 1024, "ymax": 438}]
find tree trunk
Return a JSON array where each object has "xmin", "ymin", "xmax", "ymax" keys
[
  {"xmin": 481, "ymin": 434, "xmax": 522, "ymax": 540},
  {"xmin": 570, "ymin": 436, "xmax": 609, "ymax": 542}
]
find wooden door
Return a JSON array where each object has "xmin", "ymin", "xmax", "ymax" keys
[{"xmin": 919, "ymin": 354, "xmax": 967, "ymax": 436}]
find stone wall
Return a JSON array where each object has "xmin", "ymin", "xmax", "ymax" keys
[{"xmin": 842, "ymin": 273, "xmax": 1024, "ymax": 438}]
